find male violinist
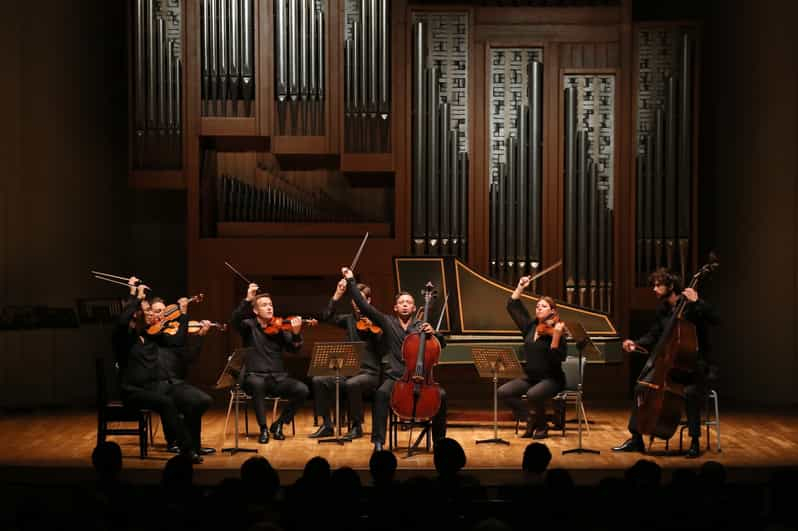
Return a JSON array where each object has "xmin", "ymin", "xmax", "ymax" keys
[
  {"xmin": 341, "ymin": 267, "xmax": 448, "ymax": 453},
  {"xmin": 113, "ymin": 277, "xmax": 206, "ymax": 463},
  {"xmin": 144, "ymin": 296, "xmax": 215, "ymax": 456},
  {"xmin": 309, "ymin": 279, "xmax": 382, "ymax": 440},
  {"xmin": 612, "ymin": 268, "xmax": 719, "ymax": 458},
  {"xmin": 231, "ymin": 283, "xmax": 310, "ymax": 443}
]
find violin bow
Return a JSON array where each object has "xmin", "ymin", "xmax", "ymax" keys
[
  {"xmin": 92, "ymin": 272, "xmax": 151, "ymax": 291},
  {"xmin": 526, "ymin": 260, "xmax": 563, "ymax": 285},
  {"xmin": 349, "ymin": 232, "xmax": 369, "ymax": 272},
  {"xmin": 224, "ymin": 261, "xmax": 251, "ymax": 284},
  {"xmin": 434, "ymin": 292, "xmax": 450, "ymax": 332}
]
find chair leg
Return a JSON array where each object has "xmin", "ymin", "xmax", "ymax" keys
[
  {"xmin": 579, "ymin": 399, "xmax": 591, "ymax": 434},
  {"xmin": 147, "ymin": 412, "xmax": 154, "ymax": 445},
  {"xmin": 712, "ymin": 391, "xmax": 721, "ymax": 452},
  {"xmin": 139, "ymin": 418, "xmax": 147, "ymax": 458},
  {"xmin": 244, "ymin": 399, "xmax": 249, "ymax": 437},
  {"xmin": 220, "ymin": 391, "xmax": 236, "ymax": 448}
]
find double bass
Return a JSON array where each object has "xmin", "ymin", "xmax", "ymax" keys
[
  {"xmin": 390, "ymin": 282, "xmax": 442, "ymax": 422},
  {"xmin": 635, "ymin": 258, "xmax": 719, "ymax": 440}
]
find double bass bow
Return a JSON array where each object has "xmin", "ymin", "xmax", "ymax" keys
[
  {"xmin": 635, "ymin": 258, "xmax": 720, "ymax": 441},
  {"xmin": 390, "ymin": 282, "xmax": 442, "ymax": 427}
]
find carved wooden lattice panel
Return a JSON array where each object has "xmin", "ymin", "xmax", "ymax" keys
[{"xmin": 489, "ymin": 48, "xmax": 543, "ymax": 181}]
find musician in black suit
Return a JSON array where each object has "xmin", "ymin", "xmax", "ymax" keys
[
  {"xmin": 613, "ymin": 268, "xmax": 719, "ymax": 458},
  {"xmin": 341, "ymin": 267, "xmax": 448, "ymax": 453},
  {"xmin": 231, "ymin": 283, "xmax": 310, "ymax": 444},
  {"xmin": 309, "ymin": 279, "xmax": 382, "ymax": 440}
]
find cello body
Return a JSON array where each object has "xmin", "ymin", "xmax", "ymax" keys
[
  {"xmin": 636, "ymin": 318, "xmax": 698, "ymax": 439},
  {"xmin": 390, "ymin": 332, "xmax": 442, "ymax": 421},
  {"xmin": 390, "ymin": 282, "xmax": 442, "ymax": 422}
]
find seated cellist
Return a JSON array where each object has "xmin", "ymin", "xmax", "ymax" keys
[
  {"xmin": 340, "ymin": 267, "xmax": 448, "ymax": 453},
  {"xmin": 613, "ymin": 268, "xmax": 719, "ymax": 458}
]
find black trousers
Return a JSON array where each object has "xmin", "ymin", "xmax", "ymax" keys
[
  {"xmin": 497, "ymin": 376, "xmax": 563, "ymax": 427},
  {"xmin": 312, "ymin": 371, "xmax": 380, "ymax": 426},
  {"xmin": 628, "ymin": 366, "xmax": 706, "ymax": 439},
  {"xmin": 371, "ymin": 378, "xmax": 447, "ymax": 445},
  {"xmin": 122, "ymin": 380, "xmax": 212, "ymax": 452},
  {"xmin": 243, "ymin": 372, "xmax": 309, "ymax": 429}
]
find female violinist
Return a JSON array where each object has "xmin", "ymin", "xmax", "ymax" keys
[
  {"xmin": 497, "ymin": 276, "xmax": 567, "ymax": 439},
  {"xmin": 310, "ymin": 278, "xmax": 382, "ymax": 440},
  {"xmin": 230, "ymin": 283, "xmax": 310, "ymax": 443},
  {"xmin": 341, "ymin": 266, "xmax": 448, "ymax": 453}
]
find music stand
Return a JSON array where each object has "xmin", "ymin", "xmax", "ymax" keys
[
  {"xmin": 472, "ymin": 347, "xmax": 524, "ymax": 445},
  {"xmin": 307, "ymin": 341, "xmax": 364, "ymax": 445},
  {"xmin": 218, "ymin": 347, "xmax": 257, "ymax": 455},
  {"xmin": 562, "ymin": 322, "xmax": 600, "ymax": 455}
]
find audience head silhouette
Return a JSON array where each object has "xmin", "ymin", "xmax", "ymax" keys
[
  {"xmin": 91, "ymin": 441, "xmax": 122, "ymax": 484},
  {"xmin": 434, "ymin": 437, "xmax": 467, "ymax": 477},
  {"xmin": 522, "ymin": 442, "xmax": 552, "ymax": 474},
  {"xmin": 369, "ymin": 450, "xmax": 398, "ymax": 486}
]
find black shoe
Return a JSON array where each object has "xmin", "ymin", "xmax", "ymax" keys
[
  {"xmin": 308, "ymin": 424, "xmax": 334, "ymax": 438},
  {"xmin": 258, "ymin": 427, "xmax": 270, "ymax": 444},
  {"xmin": 520, "ymin": 418, "xmax": 535, "ymax": 438},
  {"xmin": 166, "ymin": 443, "xmax": 180, "ymax": 454},
  {"xmin": 373, "ymin": 441, "xmax": 384, "ymax": 452},
  {"xmin": 612, "ymin": 436, "xmax": 645, "ymax": 453},
  {"xmin": 532, "ymin": 426, "xmax": 549, "ymax": 440},
  {"xmin": 182, "ymin": 450, "xmax": 203, "ymax": 464},
  {"xmin": 198, "ymin": 447, "xmax": 216, "ymax": 455},
  {"xmin": 270, "ymin": 421, "xmax": 286, "ymax": 441},
  {"xmin": 686, "ymin": 438, "xmax": 701, "ymax": 459},
  {"xmin": 343, "ymin": 424, "xmax": 363, "ymax": 441}
]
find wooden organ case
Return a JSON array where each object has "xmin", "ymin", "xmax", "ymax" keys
[{"xmin": 126, "ymin": 0, "xmax": 702, "ymax": 401}]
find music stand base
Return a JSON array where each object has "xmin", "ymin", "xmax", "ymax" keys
[
  {"xmin": 562, "ymin": 447, "xmax": 600, "ymax": 455},
  {"xmin": 476, "ymin": 438, "xmax": 511, "ymax": 445},
  {"xmin": 222, "ymin": 447, "xmax": 258, "ymax": 455}
]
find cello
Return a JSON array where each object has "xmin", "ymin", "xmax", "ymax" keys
[
  {"xmin": 390, "ymin": 282, "xmax": 442, "ymax": 423},
  {"xmin": 635, "ymin": 258, "xmax": 719, "ymax": 441}
]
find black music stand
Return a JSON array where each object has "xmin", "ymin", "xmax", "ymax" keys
[
  {"xmin": 562, "ymin": 322, "xmax": 600, "ymax": 455},
  {"xmin": 307, "ymin": 341, "xmax": 364, "ymax": 445},
  {"xmin": 218, "ymin": 348, "xmax": 258, "ymax": 455},
  {"xmin": 472, "ymin": 347, "xmax": 524, "ymax": 445}
]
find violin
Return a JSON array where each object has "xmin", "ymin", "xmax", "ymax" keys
[
  {"xmin": 146, "ymin": 294, "xmax": 204, "ymax": 335},
  {"xmin": 261, "ymin": 316, "xmax": 318, "ymax": 335},
  {"xmin": 356, "ymin": 317, "xmax": 382, "ymax": 335},
  {"xmin": 535, "ymin": 313, "xmax": 564, "ymax": 337},
  {"xmin": 160, "ymin": 319, "xmax": 228, "ymax": 335}
]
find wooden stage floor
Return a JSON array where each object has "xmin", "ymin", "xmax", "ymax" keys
[{"xmin": 1, "ymin": 404, "xmax": 797, "ymax": 486}]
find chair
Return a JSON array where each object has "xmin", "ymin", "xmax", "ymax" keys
[
  {"xmin": 225, "ymin": 388, "xmax": 296, "ymax": 438},
  {"xmin": 389, "ymin": 411, "xmax": 431, "ymax": 454},
  {"xmin": 95, "ymin": 357, "xmax": 152, "ymax": 458},
  {"xmin": 553, "ymin": 355, "xmax": 590, "ymax": 436},
  {"xmin": 645, "ymin": 388, "xmax": 721, "ymax": 454},
  {"xmin": 514, "ymin": 356, "xmax": 588, "ymax": 436},
  {"xmin": 679, "ymin": 388, "xmax": 721, "ymax": 452}
]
